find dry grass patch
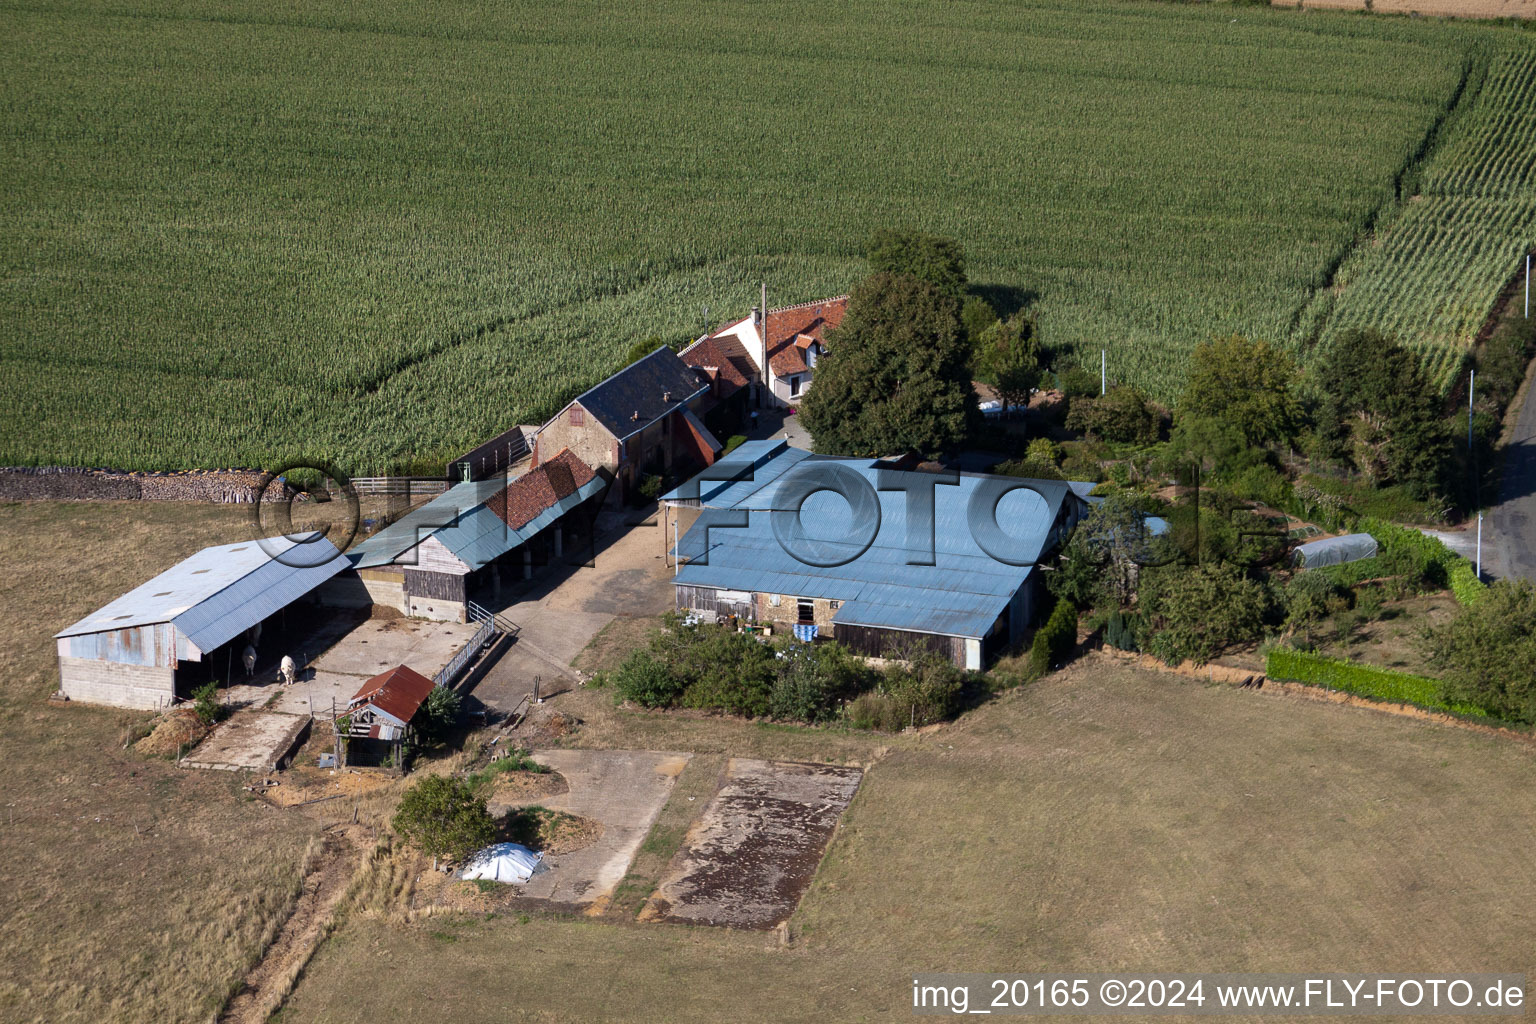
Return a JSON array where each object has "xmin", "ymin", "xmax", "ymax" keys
[
  {"xmin": 280, "ymin": 654, "xmax": 1536, "ymax": 1023},
  {"xmin": 0, "ymin": 501, "xmax": 325, "ymax": 1024}
]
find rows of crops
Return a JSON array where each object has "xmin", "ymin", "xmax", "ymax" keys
[
  {"xmin": 0, "ymin": 0, "xmax": 1525, "ymax": 472},
  {"xmin": 1305, "ymin": 44, "xmax": 1536, "ymax": 389}
]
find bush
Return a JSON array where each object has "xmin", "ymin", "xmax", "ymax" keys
[
  {"xmin": 1422, "ymin": 579, "xmax": 1536, "ymax": 723},
  {"xmin": 850, "ymin": 648, "xmax": 967, "ymax": 731},
  {"xmin": 1281, "ymin": 572, "xmax": 1348, "ymax": 628},
  {"xmin": 1265, "ymin": 648, "xmax": 1492, "ymax": 719},
  {"xmin": 1103, "ymin": 609, "xmax": 1141, "ymax": 652},
  {"xmin": 768, "ymin": 642, "xmax": 874, "ymax": 724},
  {"xmin": 391, "ymin": 775, "xmax": 495, "ymax": 869},
  {"xmin": 191, "ymin": 682, "xmax": 221, "ymax": 725},
  {"xmin": 420, "ymin": 685, "xmax": 460, "ymax": 741},
  {"xmin": 1029, "ymin": 598, "xmax": 1078, "ymax": 674},
  {"xmin": 1139, "ymin": 563, "xmax": 1272, "ymax": 665},
  {"xmin": 722, "ymin": 434, "xmax": 748, "ymax": 455},
  {"xmin": 612, "ymin": 649, "xmax": 685, "ymax": 708},
  {"xmin": 1449, "ymin": 561, "xmax": 1487, "ymax": 605},
  {"xmin": 1025, "ymin": 438, "xmax": 1061, "ymax": 467},
  {"xmin": 638, "ymin": 474, "xmax": 665, "ymax": 503}
]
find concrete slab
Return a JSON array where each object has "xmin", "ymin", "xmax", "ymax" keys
[
  {"xmin": 642, "ymin": 758, "xmax": 862, "ymax": 930},
  {"xmin": 224, "ymin": 617, "xmax": 481, "ymax": 717},
  {"xmin": 473, "ymin": 515, "xmax": 675, "ymax": 710},
  {"xmin": 181, "ymin": 709, "xmax": 310, "ymax": 772},
  {"xmin": 488, "ymin": 749, "xmax": 690, "ymax": 911}
]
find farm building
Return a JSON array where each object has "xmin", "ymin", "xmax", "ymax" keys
[
  {"xmin": 696, "ymin": 296, "xmax": 847, "ymax": 407},
  {"xmin": 338, "ymin": 664, "xmax": 436, "ymax": 769},
  {"xmin": 53, "ymin": 533, "xmax": 347, "ymax": 710},
  {"xmin": 332, "ymin": 448, "xmax": 608, "ymax": 623},
  {"xmin": 662, "ymin": 441, "xmax": 1088, "ymax": 669},
  {"xmin": 678, "ymin": 332, "xmax": 757, "ymax": 439},
  {"xmin": 531, "ymin": 346, "xmax": 720, "ymax": 503}
]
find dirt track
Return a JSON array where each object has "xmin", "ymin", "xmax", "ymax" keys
[
  {"xmin": 218, "ymin": 824, "xmax": 369, "ymax": 1024},
  {"xmin": 1275, "ymin": 0, "xmax": 1535, "ymax": 17}
]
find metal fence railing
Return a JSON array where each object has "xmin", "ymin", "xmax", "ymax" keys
[{"xmin": 432, "ymin": 601, "xmax": 510, "ymax": 689}]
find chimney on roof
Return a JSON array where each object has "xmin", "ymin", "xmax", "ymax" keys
[
  {"xmin": 662, "ymin": 390, "xmax": 672, "ymax": 403},
  {"xmin": 631, "ymin": 410, "xmax": 640, "ymax": 422},
  {"xmin": 760, "ymin": 280, "xmax": 770, "ymax": 399}
]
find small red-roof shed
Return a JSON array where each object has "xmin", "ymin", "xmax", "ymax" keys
[{"xmin": 347, "ymin": 665, "xmax": 435, "ymax": 731}]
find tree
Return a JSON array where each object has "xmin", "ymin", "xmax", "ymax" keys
[
  {"xmin": 191, "ymin": 681, "xmax": 221, "ymax": 725},
  {"xmin": 975, "ymin": 313, "xmax": 1043, "ymax": 415},
  {"xmin": 420, "ymin": 685, "xmax": 460, "ymax": 742},
  {"xmin": 391, "ymin": 775, "xmax": 495, "ymax": 870},
  {"xmin": 1314, "ymin": 328, "xmax": 1450, "ymax": 496},
  {"xmin": 1422, "ymin": 579, "xmax": 1536, "ymax": 723},
  {"xmin": 865, "ymin": 228, "xmax": 968, "ymax": 302},
  {"xmin": 799, "ymin": 272, "xmax": 975, "ymax": 457},
  {"xmin": 961, "ymin": 295, "xmax": 1000, "ymax": 348},
  {"xmin": 1180, "ymin": 335, "xmax": 1301, "ymax": 448},
  {"xmin": 1064, "ymin": 385, "xmax": 1161, "ymax": 444},
  {"xmin": 1047, "ymin": 491, "xmax": 1163, "ymax": 609}
]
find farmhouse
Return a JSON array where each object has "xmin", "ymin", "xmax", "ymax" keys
[
  {"xmin": 335, "ymin": 448, "xmax": 607, "ymax": 623},
  {"xmin": 531, "ymin": 347, "xmax": 720, "ymax": 503},
  {"xmin": 53, "ymin": 533, "xmax": 348, "ymax": 710},
  {"xmin": 662, "ymin": 441, "xmax": 1088, "ymax": 669},
  {"xmin": 338, "ymin": 664, "xmax": 435, "ymax": 769},
  {"xmin": 692, "ymin": 296, "xmax": 847, "ymax": 408}
]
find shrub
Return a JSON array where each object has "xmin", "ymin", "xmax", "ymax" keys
[
  {"xmin": 722, "ymin": 434, "xmax": 748, "ymax": 455},
  {"xmin": 612, "ymin": 649, "xmax": 685, "ymax": 708},
  {"xmin": 638, "ymin": 474, "xmax": 665, "ymax": 503},
  {"xmin": 191, "ymin": 682, "xmax": 221, "ymax": 725},
  {"xmin": 420, "ymin": 685, "xmax": 460, "ymax": 741},
  {"xmin": 1422, "ymin": 579, "xmax": 1536, "ymax": 723},
  {"xmin": 1265, "ymin": 648, "xmax": 1492, "ymax": 719},
  {"xmin": 768, "ymin": 642, "xmax": 874, "ymax": 724},
  {"xmin": 1139, "ymin": 563, "xmax": 1272, "ymax": 665},
  {"xmin": 1026, "ymin": 438, "xmax": 1061, "ymax": 466},
  {"xmin": 391, "ymin": 775, "xmax": 495, "ymax": 869},
  {"xmin": 1449, "ymin": 561, "xmax": 1487, "ymax": 605},
  {"xmin": 1103, "ymin": 609, "xmax": 1141, "ymax": 652},
  {"xmin": 1282, "ymin": 572, "xmax": 1348, "ymax": 628},
  {"xmin": 1029, "ymin": 598, "xmax": 1079, "ymax": 674}
]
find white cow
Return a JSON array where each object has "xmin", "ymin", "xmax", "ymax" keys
[
  {"xmin": 279, "ymin": 655, "xmax": 297, "ymax": 687},
  {"xmin": 242, "ymin": 644, "xmax": 257, "ymax": 678}
]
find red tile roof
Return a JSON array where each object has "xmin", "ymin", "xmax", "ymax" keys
[
  {"xmin": 349, "ymin": 665, "xmax": 435, "ymax": 725},
  {"xmin": 489, "ymin": 448, "xmax": 597, "ymax": 530},
  {"xmin": 680, "ymin": 335, "xmax": 755, "ymax": 396},
  {"xmin": 763, "ymin": 296, "xmax": 847, "ymax": 378}
]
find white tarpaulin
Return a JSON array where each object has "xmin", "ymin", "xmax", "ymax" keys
[{"xmin": 459, "ymin": 843, "xmax": 545, "ymax": 883}]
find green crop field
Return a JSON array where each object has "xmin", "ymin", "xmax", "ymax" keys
[
  {"xmin": 1302, "ymin": 43, "xmax": 1536, "ymax": 389},
  {"xmin": 1, "ymin": 0, "xmax": 1532, "ymax": 473}
]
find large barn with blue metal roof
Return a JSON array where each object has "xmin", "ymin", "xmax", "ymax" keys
[
  {"xmin": 54, "ymin": 532, "xmax": 348, "ymax": 709},
  {"xmin": 661, "ymin": 441, "xmax": 1089, "ymax": 669}
]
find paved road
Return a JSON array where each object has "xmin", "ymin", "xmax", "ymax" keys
[{"xmin": 1486, "ymin": 367, "xmax": 1536, "ymax": 582}]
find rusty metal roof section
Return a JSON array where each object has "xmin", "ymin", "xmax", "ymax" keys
[{"xmin": 347, "ymin": 664, "xmax": 435, "ymax": 727}]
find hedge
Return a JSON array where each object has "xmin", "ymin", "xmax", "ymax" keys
[
  {"xmin": 1315, "ymin": 517, "xmax": 1484, "ymax": 606},
  {"xmin": 1264, "ymin": 648, "xmax": 1494, "ymax": 719}
]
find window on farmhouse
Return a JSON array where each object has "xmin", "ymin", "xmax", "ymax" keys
[{"xmin": 790, "ymin": 375, "xmax": 801, "ymax": 396}]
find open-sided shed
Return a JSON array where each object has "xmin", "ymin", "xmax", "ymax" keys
[{"xmin": 54, "ymin": 533, "xmax": 347, "ymax": 710}]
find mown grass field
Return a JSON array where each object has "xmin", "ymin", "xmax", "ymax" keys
[
  {"xmin": 2, "ymin": 0, "xmax": 1530, "ymax": 472},
  {"xmin": 0, "ymin": 501, "xmax": 318, "ymax": 1024},
  {"xmin": 274, "ymin": 658, "xmax": 1536, "ymax": 1023}
]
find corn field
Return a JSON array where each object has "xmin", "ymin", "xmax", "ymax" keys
[
  {"xmin": 0, "ymin": 0, "xmax": 1529, "ymax": 472},
  {"xmin": 1303, "ymin": 44, "xmax": 1536, "ymax": 390}
]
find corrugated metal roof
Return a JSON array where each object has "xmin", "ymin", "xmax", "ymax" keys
[
  {"xmin": 55, "ymin": 533, "xmax": 347, "ymax": 651},
  {"xmin": 349, "ymin": 473, "xmax": 608, "ymax": 572},
  {"xmin": 669, "ymin": 447, "xmax": 1084, "ymax": 638}
]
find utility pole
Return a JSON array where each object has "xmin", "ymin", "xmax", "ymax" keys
[
  {"xmin": 1101, "ymin": 350, "xmax": 1107, "ymax": 396},
  {"xmin": 673, "ymin": 518, "xmax": 679, "ymax": 578},
  {"xmin": 1526, "ymin": 253, "xmax": 1530, "ymax": 318},
  {"xmin": 1468, "ymin": 369, "xmax": 1475, "ymax": 451}
]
